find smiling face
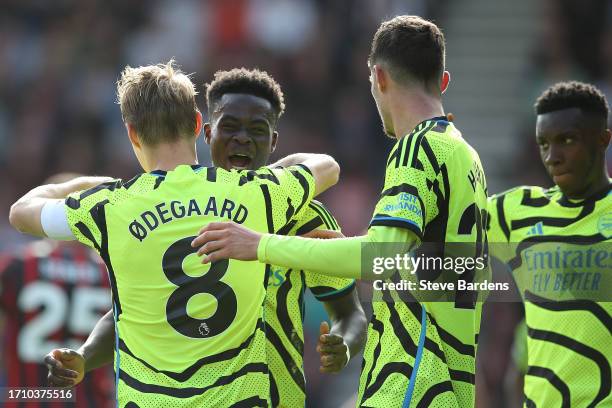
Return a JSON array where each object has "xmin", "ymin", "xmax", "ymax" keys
[
  {"xmin": 205, "ymin": 93, "xmax": 278, "ymax": 170},
  {"xmin": 536, "ymin": 107, "xmax": 608, "ymax": 198}
]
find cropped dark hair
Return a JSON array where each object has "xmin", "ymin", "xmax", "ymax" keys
[
  {"xmin": 369, "ymin": 15, "xmax": 445, "ymax": 91},
  {"xmin": 535, "ymin": 81, "xmax": 609, "ymax": 124},
  {"xmin": 205, "ymin": 68, "xmax": 285, "ymax": 121}
]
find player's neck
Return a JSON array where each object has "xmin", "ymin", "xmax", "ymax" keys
[
  {"xmin": 566, "ymin": 170, "xmax": 611, "ymax": 200},
  {"xmin": 389, "ymin": 90, "xmax": 444, "ymax": 140},
  {"xmin": 145, "ymin": 141, "xmax": 199, "ymax": 172}
]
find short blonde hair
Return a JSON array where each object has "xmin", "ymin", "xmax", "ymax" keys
[{"xmin": 117, "ymin": 60, "xmax": 198, "ymax": 145}]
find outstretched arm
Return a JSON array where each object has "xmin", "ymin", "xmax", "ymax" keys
[
  {"xmin": 192, "ymin": 222, "xmax": 418, "ymax": 279},
  {"xmin": 9, "ymin": 176, "xmax": 114, "ymax": 237}
]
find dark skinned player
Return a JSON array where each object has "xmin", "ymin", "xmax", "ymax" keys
[{"xmin": 489, "ymin": 81, "xmax": 611, "ymax": 406}]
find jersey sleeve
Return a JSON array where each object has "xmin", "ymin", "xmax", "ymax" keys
[
  {"xmin": 293, "ymin": 201, "xmax": 356, "ymax": 301},
  {"xmin": 369, "ymin": 135, "xmax": 443, "ymax": 240},
  {"xmin": 243, "ymin": 165, "xmax": 316, "ymax": 234},
  {"xmin": 64, "ymin": 181, "xmax": 122, "ymax": 251},
  {"xmin": 487, "ymin": 194, "xmax": 514, "ymax": 264},
  {"xmin": 487, "ymin": 195, "xmax": 510, "ymax": 244}
]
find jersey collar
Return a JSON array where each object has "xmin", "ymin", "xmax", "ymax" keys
[
  {"xmin": 149, "ymin": 164, "xmax": 204, "ymax": 177},
  {"xmin": 401, "ymin": 115, "xmax": 451, "ymax": 140},
  {"xmin": 556, "ymin": 183, "xmax": 612, "ymax": 207}
]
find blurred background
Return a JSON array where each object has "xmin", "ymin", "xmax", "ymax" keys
[{"xmin": 0, "ymin": 0, "xmax": 610, "ymax": 407}]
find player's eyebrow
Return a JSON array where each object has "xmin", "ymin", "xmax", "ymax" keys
[
  {"xmin": 550, "ymin": 130, "xmax": 579, "ymax": 139},
  {"xmin": 248, "ymin": 118, "xmax": 271, "ymax": 127},
  {"xmin": 218, "ymin": 113, "xmax": 240, "ymax": 122}
]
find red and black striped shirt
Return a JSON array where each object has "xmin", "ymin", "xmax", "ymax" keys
[{"xmin": 0, "ymin": 240, "xmax": 114, "ymax": 408}]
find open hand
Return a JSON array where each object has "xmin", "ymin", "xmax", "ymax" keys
[{"xmin": 192, "ymin": 221, "xmax": 262, "ymax": 263}]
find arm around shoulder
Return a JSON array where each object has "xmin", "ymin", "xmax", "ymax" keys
[
  {"xmin": 300, "ymin": 154, "xmax": 340, "ymax": 196},
  {"xmin": 270, "ymin": 153, "xmax": 340, "ymax": 196},
  {"xmin": 9, "ymin": 176, "xmax": 114, "ymax": 237}
]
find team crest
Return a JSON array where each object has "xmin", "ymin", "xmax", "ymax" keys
[{"xmin": 597, "ymin": 213, "xmax": 612, "ymax": 238}]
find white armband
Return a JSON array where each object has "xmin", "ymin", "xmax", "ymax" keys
[{"xmin": 41, "ymin": 200, "xmax": 76, "ymax": 240}]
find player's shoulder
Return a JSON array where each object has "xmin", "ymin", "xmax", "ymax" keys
[
  {"xmin": 488, "ymin": 186, "xmax": 523, "ymax": 204},
  {"xmin": 65, "ymin": 178, "xmax": 126, "ymax": 210},
  {"xmin": 228, "ymin": 164, "xmax": 313, "ymax": 189},
  {"xmin": 423, "ymin": 117, "xmax": 459, "ymax": 140},
  {"xmin": 66, "ymin": 170, "xmax": 199, "ymax": 210},
  {"xmin": 489, "ymin": 185, "xmax": 554, "ymax": 205},
  {"xmin": 306, "ymin": 200, "xmax": 339, "ymax": 230},
  {"xmin": 308, "ymin": 199, "xmax": 335, "ymax": 219},
  {"xmin": 421, "ymin": 119, "xmax": 476, "ymax": 166},
  {"xmin": 287, "ymin": 200, "xmax": 339, "ymax": 235}
]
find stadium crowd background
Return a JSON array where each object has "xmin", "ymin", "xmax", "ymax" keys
[{"xmin": 0, "ymin": 0, "xmax": 610, "ymax": 406}]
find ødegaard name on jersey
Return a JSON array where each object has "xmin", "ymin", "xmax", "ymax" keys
[{"xmin": 128, "ymin": 197, "xmax": 248, "ymax": 242}]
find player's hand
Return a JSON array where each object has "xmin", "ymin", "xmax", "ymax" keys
[
  {"xmin": 44, "ymin": 348, "xmax": 85, "ymax": 388},
  {"xmin": 192, "ymin": 221, "xmax": 262, "ymax": 263},
  {"xmin": 301, "ymin": 229, "xmax": 345, "ymax": 240},
  {"xmin": 446, "ymin": 112, "xmax": 455, "ymax": 122},
  {"xmin": 316, "ymin": 321, "xmax": 349, "ymax": 374}
]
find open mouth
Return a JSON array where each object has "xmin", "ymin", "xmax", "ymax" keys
[{"xmin": 228, "ymin": 154, "xmax": 252, "ymax": 170}]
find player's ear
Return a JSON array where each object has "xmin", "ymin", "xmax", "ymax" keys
[
  {"xmin": 204, "ymin": 123, "xmax": 212, "ymax": 145},
  {"xmin": 440, "ymin": 71, "xmax": 450, "ymax": 94},
  {"xmin": 600, "ymin": 128, "xmax": 611, "ymax": 149},
  {"xmin": 374, "ymin": 65, "xmax": 387, "ymax": 93},
  {"xmin": 126, "ymin": 123, "xmax": 141, "ymax": 149},
  {"xmin": 270, "ymin": 131, "xmax": 279, "ymax": 153},
  {"xmin": 194, "ymin": 110, "xmax": 203, "ymax": 140}
]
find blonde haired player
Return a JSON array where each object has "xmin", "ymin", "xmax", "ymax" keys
[{"xmin": 10, "ymin": 60, "xmax": 339, "ymax": 407}]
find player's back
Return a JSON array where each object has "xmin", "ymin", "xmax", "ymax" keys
[
  {"xmin": 0, "ymin": 240, "xmax": 114, "ymax": 408},
  {"xmin": 359, "ymin": 117, "xmax": 488, "ymax": 408},
  {"xmin": 264, "ymin": 200, "xmax": 356, "ymax": 407},
  {"xmin": 488, "ymin": 185, "xmax": 612, "ymax": 407},
  {"xmin": 421, "ymin": 119, "xmax": 488, "ymax": 408},
  {"xmin": 65, "ymin": 163, "xmax": 315, "ymax": 407}
]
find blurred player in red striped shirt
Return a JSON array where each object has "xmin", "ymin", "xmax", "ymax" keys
[{"xmin": 0, "ymin": 174, "xmax": 114, "ymax": 408}]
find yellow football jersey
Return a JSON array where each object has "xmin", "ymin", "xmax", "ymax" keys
[{"xmin": 65, "ymin": 164, "xmax": 314, "ymax": 407}]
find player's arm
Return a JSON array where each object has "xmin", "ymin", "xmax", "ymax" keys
[
  {"xmin": 45, "ymin": 309, "xmax": 115, "ymax": 387},
  {"xmin": 268, "ymin": 153, "xmax": 339, "ymax": 196},
  {"xmin": 79, "ymin": 309, "xmax": 115, "ymax": 371},
  {"xmin": 194, "ymin": 140, "xmax": 436, "ymax": 277},
  {"xmin": 9, "ymin": 176, "xmax": 114, "ymax": 237},
  {"xmin": 192, "ymin": 223, "xmax": 418, "ymax": 279},
  {"xmin": 318, "ymin": 289, "xmax": 367, "ymax": 373},
  {"xmin": 504, "ymin": 319, "xmax": 527, "ymax": 407}
]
